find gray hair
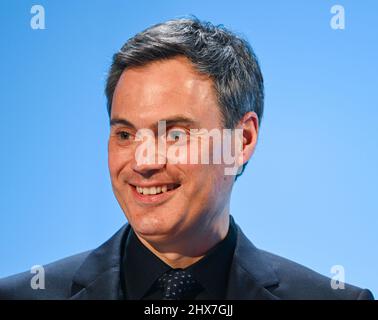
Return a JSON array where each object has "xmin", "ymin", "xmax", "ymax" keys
[{"xmin": 105, "ymin": 17, "xmax": 264, "ymax": 177}]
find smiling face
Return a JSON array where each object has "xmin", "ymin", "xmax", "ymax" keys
[{"xmin": 108, "ymin": 56, "xmax": 237, "ymax": 248}]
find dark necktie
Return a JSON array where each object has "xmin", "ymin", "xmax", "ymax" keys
[{"xmin": 157, "ymin": 269, "xmax": 202, "ymax": 300}]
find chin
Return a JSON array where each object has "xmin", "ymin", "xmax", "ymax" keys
[{"xmin": 128, "ymin": 209, "xmax": 182, "ymax": 238}]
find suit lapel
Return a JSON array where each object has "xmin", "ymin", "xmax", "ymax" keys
[
  {"xmin": 69, "ymin": 220, "xmax": 280, "ymax": 300},
  {"xmin": 70, "ymin": 224, "xmax": 131, "ymax": 300},
  {"xmin": 226, "ymin": 223, "xmax": 280, "ymax": 300}
]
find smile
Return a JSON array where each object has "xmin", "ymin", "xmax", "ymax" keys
[
  {"xmin": 135, "ymin": 184, "xmax": 180, "ymax": 195},
  {"xmin": 129, "ymin": 183, "xmax": 181, "ymax": 205}
]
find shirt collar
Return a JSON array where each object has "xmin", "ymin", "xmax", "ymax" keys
[
  {"xmin": 122, "ymin": 227, "xmax": 171, "ymax": 300},
  {"xmin": 122, "ymin": 215, "xmax": 237, "ymax": 300},
  {"xmin": 187, "ymin": 216, "xmax": 237, "ymax": 299}
]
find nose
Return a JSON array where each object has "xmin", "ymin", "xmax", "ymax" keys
[
  {"xmin": 132, "ymin": 161, "xmax": 166, "ymax": 178},
  {"xmin": 132, "ymin": 138, "xmax": 167, "ymax": 178}
]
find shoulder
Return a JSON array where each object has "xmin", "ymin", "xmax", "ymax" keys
[
  {"xmin": 232, "ymin": 220, "xmax": 374, "ymax": 300},
  {"xmin": 0, "ymin": 251, "xmax": 91, "ymax": 300},
  {"xmin": 258, "ymin": 249, "xmax": 374, "ymax": 300}
]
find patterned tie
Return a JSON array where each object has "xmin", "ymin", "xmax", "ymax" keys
[{"xmin": 157, "ymin": 269, "xmax": 202, "ymax": 300}]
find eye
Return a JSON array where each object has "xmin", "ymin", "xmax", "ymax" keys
[
  {"xmin": 167, "ymin": 128, "xmax": 187, "ymax": 142},
  {"xmin": 116, "ymin": 131, "xmax": 132, "ymax": 141}
]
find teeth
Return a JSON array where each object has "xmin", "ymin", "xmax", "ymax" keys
[{"xmin": 135, "ymin": 184, "xmax": 177, "ymax": 195}]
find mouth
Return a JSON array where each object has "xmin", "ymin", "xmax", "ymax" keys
[
  {"xmin": 129, "ymin": 183, "xmax": 181, "ymax": 204},
  {"xmin": 134, "ymin": 183, "xmax": 180, "ymax": 195}
]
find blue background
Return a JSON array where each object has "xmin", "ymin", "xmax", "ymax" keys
[{"xmin": 0, "ymin": 1, "xmax": 377, "ymax": 297}]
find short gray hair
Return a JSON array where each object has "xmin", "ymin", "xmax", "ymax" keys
[{"xmin": 105, "ymin": 17, "xmax": 264, "ymax": 177}]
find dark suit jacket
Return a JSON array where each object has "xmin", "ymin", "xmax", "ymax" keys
[{"xmin": 0, "ymin": 222, "xmax": 374, "ymax": 300}]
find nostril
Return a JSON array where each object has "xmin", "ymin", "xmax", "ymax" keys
[{"xmin": 133, "ymin": 168, "xmax": 162, "ymax": 179}]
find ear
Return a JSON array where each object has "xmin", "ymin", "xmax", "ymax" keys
[{"xmin": 236, "ymin": 111, "xmax": 259, "ymax": 168}]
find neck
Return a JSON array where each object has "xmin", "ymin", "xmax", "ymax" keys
[{"xmin": 135, "ymin": 211, "xmax": 230, "ymax": 269}]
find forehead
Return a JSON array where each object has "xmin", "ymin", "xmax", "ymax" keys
[{"xmin": 111, "ymin": 56, "xmax": 222, "ymax": 127}]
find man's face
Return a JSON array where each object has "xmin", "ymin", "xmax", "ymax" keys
[{"xmin": 108, "ymin": 56, "xmax": 235, "ymax": 244}]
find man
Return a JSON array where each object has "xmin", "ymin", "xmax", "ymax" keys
[{"xmin": 0, "ymin": 17, "xmax": 374, "ymax": 300}]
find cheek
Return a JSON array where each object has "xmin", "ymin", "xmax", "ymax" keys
[
  {"xmin": 200, "ymin": 164, "xmax": 232, "ymax": 199},
  {"xmin": 108, "ymin": 143, "xmax": 133, "ymax": 179},
  {"xmin": 108, "ymin": 148, "xmax": 120, "ymax": 177},
  {"xmin": 183, "ymin": 164, "xmax": 222, "ymax": 197}
]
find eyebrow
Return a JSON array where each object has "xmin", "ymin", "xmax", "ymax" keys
[
  {"xmin": 163, "ymin": 116, "xmax": 199, "ymax": 128},
  {"xmin": 110, "ymin": 118, "xmax": 135, "ymax": 129},
  {"xmin": 110, "ymin": 115, "xmax": 199, "ymax": 130}
]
